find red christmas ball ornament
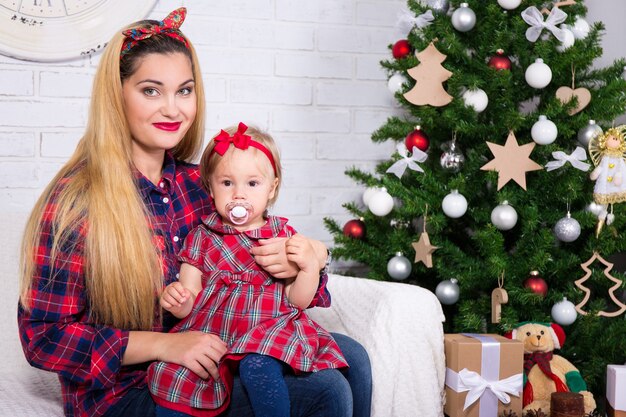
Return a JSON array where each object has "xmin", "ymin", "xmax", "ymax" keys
[
  {"xmin": 343, "ymin": 218, "xmax": 366, "ymax": 239},
  {"xmin": 523, "ymin": 270, "xmax": 548, "ymax": 297},
  {"xmin": 405, "ymin": 126, "xmax": 430, "ymax": 152},
  {"xmin": 392, "ymin": 39, "xmax": 412, "ymax": 59},
  {"xmin": 488, "ymin": 49, "xmax": 512, "ymax": 71}
]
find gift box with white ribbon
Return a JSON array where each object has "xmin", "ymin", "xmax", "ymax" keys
[
  {"xmin": 444, "ymin": 333, "xmax": 523, "ymax": 417},
  {"xmin": 607, "ymin": 364, "xmax": 626, "ymax": 417}
]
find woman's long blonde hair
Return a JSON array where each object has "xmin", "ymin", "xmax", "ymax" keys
[{"xmin": 19, "ymin": 20, "xmax": 205, "ymax": 330}]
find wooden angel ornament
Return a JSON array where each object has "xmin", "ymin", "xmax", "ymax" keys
[
  {"xmin": 589, "ymin": 125, "xmax": 626, "ymax": 232},
  {"xmin": 403, "ymin": 41, "xmax": 453, "ymax": 107}
]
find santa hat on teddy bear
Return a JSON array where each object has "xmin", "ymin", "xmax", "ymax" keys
[{"xmin": 505, "ymin": 321, "xmax": 566, "ymax": 349}]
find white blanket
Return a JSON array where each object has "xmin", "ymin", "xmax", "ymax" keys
[{"xmin": 308, "ymin": 274, "xmax": 446, "ymax": 417}]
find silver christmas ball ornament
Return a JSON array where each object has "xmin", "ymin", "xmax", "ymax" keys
[
  {"xmin": 436, "ymin": 278, "xmax": 460, "ymax": 305},
  {"xmin": 554, "ymin": 212, "xmax": 581, "ymax": 243},
  {"xmin": 491, "ymin": 201, "xmax": 518, "ymax": 231},
  {"xmin": 426, "ymin": 0, "xmax": 449, "ymax": 14},
  {"xmin": 440, "ymin": 140, "xmax": 465, "ymax": 173},
  {"xmin": 387, "ymin": 252, "xmax": 412, "ymax": 281},
  {"xmin": 551, "ymin": 297, "xmax": 577, "ymax": 326},
  {"xmin": 577, "ymin": 120, "xmax": 603, "ymax": 147},
  {"xmin": 451, "ymin": 3, "xmax": 476, "ymax": 32}
]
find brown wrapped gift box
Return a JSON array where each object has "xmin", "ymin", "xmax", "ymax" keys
[{"xmin": 444, "ymin": 333, "xmax": 523, "ymax": 417}]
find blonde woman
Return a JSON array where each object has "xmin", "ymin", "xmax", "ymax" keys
[{"xmin": 18, "ymin": 8, "xmax": 370, "ymax": 417}]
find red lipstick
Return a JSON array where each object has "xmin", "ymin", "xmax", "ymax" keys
[{"xmin": 153, "ymin": 122, "xmax": 182, "ymax": 132}]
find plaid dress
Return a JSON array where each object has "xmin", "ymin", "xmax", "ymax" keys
[{"xmin": 147, "ymin": 213, "xmax": 348, "ymax": 416}]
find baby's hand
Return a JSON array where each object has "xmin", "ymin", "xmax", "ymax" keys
[
  {"xmin": 286, "ymin": 234, "xmax": 317, "ymax": 274},
  {"xmin": 160, "ymin": 281, "xmax": 191, "ymax": 312}
]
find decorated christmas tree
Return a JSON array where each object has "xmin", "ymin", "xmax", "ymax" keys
[{"xmin": 324, "ymin": 0, "xmax": 626, "ymax": 403}]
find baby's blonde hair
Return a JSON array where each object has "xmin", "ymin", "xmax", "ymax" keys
[{"xmin": 200, "ymin": 125, "xmax": 283, "ymax": 206}]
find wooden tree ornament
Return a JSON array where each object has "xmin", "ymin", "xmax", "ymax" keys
[
  {"xmin": 574, "ymin": 252, "xmax": 626, "ymax": 317},
  {"xmin": 541, "ymin": 0, "xmax": 576, "ymax": 15},
  {"xmin": 491, "ymin": 272, "xmax": 509, "ymax": 323},
  {"xmin": 556, "ymin": 65, "xmax": 591, "ymax": 115},
  {"xmin": 403, "ymin": 41, "xmax": 453, "ymax": 107},
  {"xmin": 480, "ymin": 131, "xmax": 543, "ymax": 191},
  {"xmin": 411, "ymin": 206, "xmax": 439, "ymax": 268}
]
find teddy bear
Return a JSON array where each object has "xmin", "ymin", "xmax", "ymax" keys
[{"xmin": 508, "ymin": 322, "xmax": 596, "ymax": 416}]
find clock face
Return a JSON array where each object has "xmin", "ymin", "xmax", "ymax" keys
[{"xmin": 0, "ymin": 0, "xmax": 158, "ymax": 61}]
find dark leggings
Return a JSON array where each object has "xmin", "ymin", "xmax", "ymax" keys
[{"xmin": 238, "ymin": 354, "xmax": 290, "ymax": 417}]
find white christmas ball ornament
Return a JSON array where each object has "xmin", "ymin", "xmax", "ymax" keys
[
  {"xmin": 387, "ymin": 73, "xmax": 407, "ymax": 94},
  {"xmin": 362, "ymin": 186, "xmax": 381, "ymax": 206},
  {"xmin": 436, "ymin": 279, "xmax": 460, "ymax": 305},
  {"xmin": 387, "ymin": 252, "xmax": 412, "ymax": 280},
  {"xmin": 462, "ymin": 88, "xmax": 488, "ymax": 112},
  {"xmin": 556, "ymin": 26, "xmax": 575, "ymax": 52},
  {"xmin": 497, "ymin": 0, "xmax": 521, "ymax": 10},
  {"xmin": 551, "ymin": 297, "xmax": 577, "ymax": 326},
  {"xmin": 572, "ymin": 17, "xmax": 590, "ymax": 39},
  {"xmin": 367, "ymin": 187, "xmax": 394, "ymax": 216},
  {"xmin": 451, "ymin": 3, "xmax": 476, "ymax": 32},
  {"xmin": 587, "ymin": 201, "xmax": 603, "ymax": 216},
  {"xmin": 491, "ymin": 201, "xmax": 518, "ymax": 231},
  {"xmin": 442, "ymin": 190, "xmax": 468, "ymax": 218},
  {"xmin": 525, "ymin": 58, "xmax": 552, "ymax": 89},
  {"xmin": 531, "ymin": 115, "xmax": 558, "ymax": 145}
]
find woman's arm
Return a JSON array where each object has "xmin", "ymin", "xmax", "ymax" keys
[
  {"xmin": 123, "ymin": 330, "xmax": 226, "ymax": 380},
  {"xmin": 250, "ymin": 234, "xmax": 329, "ymax": 278}
]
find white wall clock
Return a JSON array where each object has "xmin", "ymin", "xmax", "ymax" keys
[{"xmin": 0, "ymin": 0, "xmax": 158, "ymax": 62}]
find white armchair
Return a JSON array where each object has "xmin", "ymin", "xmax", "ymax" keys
[{"xmin": 0, "ymin": 213, "xmax": 446, "ymax": 417}]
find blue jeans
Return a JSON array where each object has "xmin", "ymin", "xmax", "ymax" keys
[{"xmin": 106, "ymin": 333, "xmax": 372, "ymax": 417}]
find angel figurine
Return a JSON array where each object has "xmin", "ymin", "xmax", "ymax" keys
[{"xmin": 589, "ymin": 125, "xmax": 626, "ymax": 233}]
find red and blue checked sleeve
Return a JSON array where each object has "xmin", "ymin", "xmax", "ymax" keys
[{"xmin": 18, "ymin": 201, "xmax": 128, "ymax": 391}]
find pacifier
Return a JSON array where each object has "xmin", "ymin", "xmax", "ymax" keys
[{"xmin": 226, "ymin": 202, "xmax": 253, "ymax": 225}]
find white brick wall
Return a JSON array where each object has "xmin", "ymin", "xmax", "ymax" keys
[{"xmin": 0, "ymin": 0, "xmax": 624, "ymax": 252}]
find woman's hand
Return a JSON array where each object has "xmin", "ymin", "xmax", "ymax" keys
[
  {"xmin": 251, "ymin": 234, "xmax": 329, "ymax": 278},
  {"xmin": 250, "ymin": 237, "xmax": 299, "ymax": 279},
  {"xmin": 155, "ymin": 331, "xmax": 227, "ymax": 380}
]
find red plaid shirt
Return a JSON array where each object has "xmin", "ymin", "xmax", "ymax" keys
[{"xmin": 18, "ymin": 151, "xmax": 331, "ymax": 417}]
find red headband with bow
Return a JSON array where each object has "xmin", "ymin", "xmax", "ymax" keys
[
  {"xmin": 211, "ymin": 123, "xmax": 277, "ymax": 175},
  {"xmin": 121, "ymin": 7, "xmax": 189, "ymax": 56}
]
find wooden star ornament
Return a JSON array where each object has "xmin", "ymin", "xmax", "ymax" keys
[
  {"xmin": 412, "ymin": 231, "xmax": 439, "ymax": 268},
  {"xmin": 480, "ymin": 131, "xmax": 543, "ymax": 190}
]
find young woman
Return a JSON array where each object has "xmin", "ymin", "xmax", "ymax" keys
[{"xmin": 18, "ymin": 8, "xmax": 371, "ymax": 417}]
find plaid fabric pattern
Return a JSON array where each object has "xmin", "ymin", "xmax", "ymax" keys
[
  {"xmin": 147, "ymin": 213, "xmax": 346, "ymax": 416},
  {"xmin": 18, "ymin": 153, "xmax": 214, "ymax": 417}
]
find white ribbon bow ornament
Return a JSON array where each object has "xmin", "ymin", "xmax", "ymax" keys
[
  {"xmin": 521, "ymin": 6, "xmax": 568, "ymax": 42},
  {"xmin": 386, "ymin": 143, "xmax": 427, "ymax": 178},
  {"xmin": 397, "ymin": 9, "xmax": 434, "ymax": 34},
  {"xmin": 545, "ymin": 146, "xmax": 591, "ymax": 172},
  {"xmin": 457, "ymin": 368, "xmax": 523, "ymax": 410}
]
